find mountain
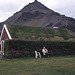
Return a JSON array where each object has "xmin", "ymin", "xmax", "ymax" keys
[{"xmin": 0, "ymin": 0, "xmax": 75, "ymax": 32}]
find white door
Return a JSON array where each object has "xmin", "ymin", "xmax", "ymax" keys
[{"xmin": 0, "ymin": 40, "xmax": 4, "ymax": 58}]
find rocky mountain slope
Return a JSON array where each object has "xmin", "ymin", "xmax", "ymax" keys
[{"xmin": 0, "ymin": 0, "xmax": 75, "ymax": 32}]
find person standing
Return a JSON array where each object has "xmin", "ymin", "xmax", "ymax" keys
[
  {"xmin": 35, "ymin": 48, "xmax": 41, "ymax": 58},
  {"xmin": 42, "ymin": 47, "xmax": 48, "ymax": 57}
]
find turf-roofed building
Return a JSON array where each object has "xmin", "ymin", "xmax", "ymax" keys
[{"xmin": 0, "ymin": 24, "xmax": 74, "ymax": 57}]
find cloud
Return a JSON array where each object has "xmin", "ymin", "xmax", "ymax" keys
[
  {"xmin": 0, "ymin": 0, "xmax": 20, "ymax": 12},
  {"xmin": 40, "ymin": 0, "xmax": 75, "ymax": 18},
  {"xmin": 0, "ymin": 0, "xmax": 34, "ymax": 22},
  {"xmin": 0, "ymin": 4, "xmax": 18, "ymax": 12},
  {"xmin": 53, "ymin": 0, "xmax": 75, "ymax": 18},
  {"xmin": 0, "ymin": 12, "xmax": 14, "ymax": 22}
]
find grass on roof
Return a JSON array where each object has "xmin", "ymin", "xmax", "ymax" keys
[{"xmin": 7, "ymin": 25, "xmax": 74, "ymax": 41}]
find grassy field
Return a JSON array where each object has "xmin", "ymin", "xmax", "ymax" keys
[{"xmin": 0, "ymin": 55, "xmax": 75, "ymax": 75}]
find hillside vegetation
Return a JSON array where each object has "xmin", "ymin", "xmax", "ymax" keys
[{"xmin": 7, "ymin": 25, "xmax": 74, "ymax": 41}]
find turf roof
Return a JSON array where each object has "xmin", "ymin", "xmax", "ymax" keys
[{"xmin": 6, "ymin": 25, "xmax": 74, "ymax": 41}]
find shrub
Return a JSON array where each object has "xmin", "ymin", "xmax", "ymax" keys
[{"xmin": 4, "ymin": 40, "xmax": 75, "ymax": 58}]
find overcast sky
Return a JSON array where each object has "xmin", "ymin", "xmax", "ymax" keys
[{"xmin": 0, "ymin": 0, "xmax": 75, "ymax": 22}]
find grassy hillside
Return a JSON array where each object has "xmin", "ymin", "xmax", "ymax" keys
[
  {"xmin": 0, "ymin": 55, "xmax": 75, "ymax": 75},
  {"xmin": 7, "ymin": 25, "xmax": 74, "ymax": 41}
]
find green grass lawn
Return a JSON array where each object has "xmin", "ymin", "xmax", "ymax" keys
[{"xmin": 0, "ymin": 55, "xmax": 75, "ymax": 75}]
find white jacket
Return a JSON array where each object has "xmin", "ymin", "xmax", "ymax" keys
[{"xmin": 42, "ymin": 49, "xmax": 48, "ymax": 55}]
